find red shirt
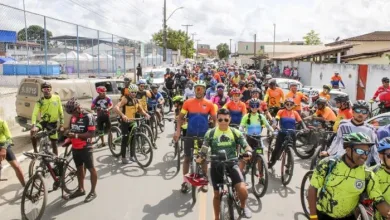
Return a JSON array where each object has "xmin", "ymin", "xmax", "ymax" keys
[
  {"xmin": 373, "ymin": 85, "xmax": 390, "ymax": 99},
  {"xmin": 70, "ymin": 111, "xmax": 96, "ymax": 149}
]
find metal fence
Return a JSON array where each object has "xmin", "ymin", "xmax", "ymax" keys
[{"xmin": 0, "ymin": 3, "xmax": 176, "ymax": 92}]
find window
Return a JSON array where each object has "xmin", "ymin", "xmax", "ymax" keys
[
  {"xmin": 8, "ymin": 45, "xmax": 14, "ymax": 50},
  {"xmin": 95, "ymin": 81, "xmax": 114, "ymax": 94},
  {"xmin": 18, "ymin": 83, "xmax": 39, "ymax": 97},
  {"xmin": 16, "ymin": 46, "xmax": 20, "ymax": 50},
  {"xmin": 115, "ymin": 81, "xmax": 126, "ymax": 94},
  {"xmin": 245, "ymin": 45, "xmax": 249, "ymax": 51},
  {"xmin": 368, "ymin": 116, "xmax": 390, "ymax": 129}
]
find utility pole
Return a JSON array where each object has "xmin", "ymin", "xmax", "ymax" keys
[
  {"xmin": 195, "ymin": 39, "xmax": 201, "ymax": 61},
  {"xmin": 182, "ymin": 24, "xmax": 193, "ymax": 58},
  {"xmin": 163, "ymin": 1, "xmax": 184, "ymax": 62},
  {"xmin": 191, "ymin": 33, "xmax": 197, "ymax": 42},
  {"xmin": 273, "ymin": 23, "xmax": 276, "ymax": 58},
  {"xmin": 229, "ymin": 39, "xmax": 232, "ymax": 56},
  {"xmin": 254, "ymin": 34, "xmax": 257, "ymax": 67}
]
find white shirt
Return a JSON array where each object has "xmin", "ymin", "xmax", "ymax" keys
[{"xmin": 184, "ymin": 88, "xmax": 195, "ymax": 99}]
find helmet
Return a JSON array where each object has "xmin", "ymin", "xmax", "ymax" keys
[
  {"xmin": 352, "ymin": 100, "xmax": 369, "ymax": 111},
  {"xmin": 251, "ymin": 88, "xmax": 261, "ymax": 94},
  {"xmin": 378, "ymin": 137, "xmax": 390, "ymax": 152},
  {"xmin": 137, "ymin": 79, "xmax": 147, "ymax": 85},
  {"xmin": 311, "ymin": 90, "xmax": 319, "ymax": 97},
  {"xmin": 343, "ymin": 132, "xmax": 375, "ymax": 148},
  {"xmin": 96, "ymin": 86, "xmax": 107, "ymax": 93},
  {"xmin": 180, "ymin": 76, "xmax": 187, "ymax": 82},
  {"xmin": 210, "ymin": 80, "xmax": 217, "ymax": 88},
  {"xmin": 65, "ymin": 97, "xmax": 80, "ymax": 114},
  {"xmin": 247, "ymin": 80, "xmax": 255, "ymax": 86},
  {"xmin": 230, "ymin": 88, "xmax": 241, "ymax": 95},
  {"xmin": 128, "ymin": 84, "xmax": 139, "ymax": 92},
  {"xmin": 289, "ymin": 82, "xmax": 298, "ymax": 88},
  {"xmin": 265, "ymin": 74, "xmax": 272, "ymax": 80},
  {"xmin": 194, "ymin": 80, "xmax": 207, "ymax": 88},
  {"xmin": 335, "ymin": 94, "xmax": 349, "ymax": 102},
  {"xmin": 150, "ymin": 84, "xmax": 159, "ymax": 89},
  {"xmin": 269, "ymin": 79, "xmax": 276, "ymax": 86},
  {"xmin": 316, "ymin": 97, "xmax": 327, "ymax": 105},
  {"xmin": 249, "ymin": 98, "xmax": 260, "ymax": 108},
  {"xmin": 172, "ymin": 95, "xmax": 184, "ymax": 103},
  {"xmin": 382, "ymin": 77, "xmax": 390, "ymax": 83},
  {"xmin": 166, "ymin": 68, "xmax": 170, "ymax": 72},
  {"xmin": 41, "ymin": 82, "xmax": 52, "ymax": 89},
  {"xmin": 323, "ymin": 84, "xmax": 332, "ymax": 91},
  {"xmin": 239, "ymin": 71, "xmax": 245, "ymax": 75},
  {"xmin": 239, "ymin": 81, "xmax": 246, "ymax": 86},
  {"xmin": 285, "ymin": 98, "xmax": 294, "ymax": 104},
  {"xmin": 216, "ymin": 83, "xmax": 225, "ymax": 89}
]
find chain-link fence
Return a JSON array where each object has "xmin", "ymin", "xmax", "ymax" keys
[{"xmin": 0, "ymin": 3, "xmax": 177, "ymax": 93}]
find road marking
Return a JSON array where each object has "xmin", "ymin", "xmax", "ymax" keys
[{"xmin": 198, "ymin": 190, "xmax": 208, "ymax": 220}]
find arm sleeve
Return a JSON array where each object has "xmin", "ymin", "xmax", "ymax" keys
[
  {"xmin": 327, "ymin": 125, "xmax": 343, "ymax": 156},
  {"xmin": 261, "ymin": 115, "xmax": 272, "ymax": 130},
  {"xmin": 58, "ymin": 96, "xmax": 64, "ymax": 125},
  {"xmin": 373, "ymin": 88, "xmax": 381, "ymax": 99},
  {"xmin": 181, "ymin": 100, "xmax": 189, "ymax": 115},
  {"xmin": 242, "ymin": 103, "xmax": 247, "ymax": 115},
  {"xmin": 31, "ymin": 102, "xmax": 40, "ymax": 125},
  {"xmin": 240, "ymin": 114, "xmax": 248, "ymax": 128},
  {"xmin": 209, "ymin": 102, "xmax": 217, "ymax": 117},
  {"xmin": 237, "ymin": 130, "xmax": 249, "ymax": 148},
  {"xmin": 107, "ymin": 97, "xmax": 113, "ymax": 107},
  {"xmin": 294, "ymin": 111, "xmax": 302, "ymax": 122},
  {"xmin": 263, "ymin": 89, "xmax": 269, "ymax": 102}
]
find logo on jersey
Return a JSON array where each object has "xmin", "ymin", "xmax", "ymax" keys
[{"xmin": 355, "ymin": 179, "xmax": 364, "ymax": 190}]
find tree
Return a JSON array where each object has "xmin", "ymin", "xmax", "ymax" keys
[
  {"xmin": 118, "ymin": 39, "xmax": 137, "ymax": 47},
  {"xmin": 216, "ymin": 43, "xmax": 230, "ymax": 60},
  {"xmin": 303, "ymin": 30, "xmax": 322, "ymax": 45},
  {"xmin": 152, "ymin": 27, "xmax": 195, "ymax": 58},
  {"xmin": 17, "ymin": 25, "xmax": 53, "ymax": 45}
]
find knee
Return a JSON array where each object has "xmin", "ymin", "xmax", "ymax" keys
[
  {"xmin": 213, "ymin": 192, "xmax": 220, "ymax": 201},
  {"xmin": 183, "ymin": 156, "xmax": 190, "ymax": 163}
]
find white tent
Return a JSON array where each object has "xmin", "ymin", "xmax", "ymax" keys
[
  {"xmin": 79, "ymin": 53, "xmax": 94, "ymax": 61},
  {"xmin": 51, "ymin": 53, "xmax": 66, "ymax": 62},
  {"xmin": 98, "ymin": 53, "xmax": 115, "ymax": 60}
]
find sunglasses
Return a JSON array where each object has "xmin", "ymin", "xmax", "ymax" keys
[
  {"xmin": 248, "ymin": 85, "xmax": 254, "ymax": 88},
  {"xmin": 354, "ymin": 148, "xmax": 370, "ymax": 156},
  {"xmin": 42, "ymin": 88, "xmax": 51, "ymax": 92},
  {"xmin": 218, "ymin": 118, "xmax": 229, "ymax": 123},
  {"xmin": 250, "ymin": 104, "xmax": 260, "ymax": 108},
  {"xmin": 383, "ymin": 81, "xmax": 390, "ymax": 83},
  {"xmin": 217, "ymin": 87, "xmax": 224, "ymax": 90},
  {"xmin": 139, "ymin": 85, "xmax": 145, "ymax": 88},
  {"xmin": 130, "ymin": 92, "xmax": 137, "ymax": 94},
  {"xmin": 285, "ymin": 103, "xmax": 294, "ymax": 107},
  {"xmin": 354, "ymin": 108, "xmax": 369, "ymax": 114}
]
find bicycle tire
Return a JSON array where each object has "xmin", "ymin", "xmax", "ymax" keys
[
  {"xmin": 21, "ymin": 173, "xmax": 47, "ymax": 220},
  {"xmin": 174, "ymin": 142, "xmax": 181, "ymax": 171},
  {"xmin": 267, "ymin": 136, "xmax": 275, "ymax": 163},
  {"xmin": 293, "ymin": 132, "xmax": 316, "ymax": 159},
  {"xmin": 150, "ymin": 116, "xmax": 158, "ymax": 141},
  {"xmin": 310, "ymin": 145, "xmax": 323, "ymax": 170},
  {"xmin": 191, "ymin": 160, "xmax": 197, "ymax": 204},
  {"xmin": 251, "ymin": 154, "xmax": 269, "ymax": 198},
  {"xmin": 281, "ymin": 146, "xmax": 295, "ymax": 186},
  {"xmin": 158, "ymin": 114, "xmax": 165, "ymax": 133},
  {"xmin": 140, "ymin": 124, "xmax": 156, "ymax": 149},
  {"xmin": 300, "ymin": 170, "xmax": 313, "ymax": 217},
  {"xmin": 60, "ymin": 160, "xmax": 78, "ymax": 194},
  {"xmin": 219, "ymin": 194, "xmax": 235, "ymax": 220},
  {"xmin": 355, "ymin": 204, "xmax": 370, "ymax": 220},
  {"xmin": 108, "ymin": 126, "xmax": 122, "ymax": 158},
  {"xmin": 28, "ymin": 158, "xmax": 39, "ymax": 179},
  {"xmin": 132, "ymin": 133, "xmax": 154, "ymax": 168}
]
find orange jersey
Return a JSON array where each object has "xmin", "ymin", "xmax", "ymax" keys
[
  {"xmin": 223, "ymin": 101, "xmax": 247, "ymax": 124},
  {"xmin": 276, "ymin": 109, "xmax": 302, "ymax": 130},
  {"xmin": 319, "ymin": 92, "xmax": 331, "ymax": 101},
  {"xmin": 285, "ymin": 91, "xmax": 308, "ymax": 111},
  {"xmin": 315, "ymin": 107, "xmax": 337, "ymax": 122},
  {"xmin": 214, "ymin": 73, "xmax": 222, "ymax": 83},
  {"xmin": 181, "ymin": 98, "xmax": 216, "ymax": 136},
  {"xmin": 264, "ymin": 88, "xmax": 285, "ymax": 107},
  {"xmin": 333, "ymin": 108, "xmax": 353, "ymax": 132}
]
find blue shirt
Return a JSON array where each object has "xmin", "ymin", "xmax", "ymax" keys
[
  {"xmin": 377, "ymin": 124, "xmax": 390, "ymax": 141},
  {"xmin": 147, "ymin": 92, "xmax": 162, "ymax": 107}
]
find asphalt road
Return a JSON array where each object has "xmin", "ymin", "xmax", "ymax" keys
[{"xmin": 0, "ymin": 115, "xmax": 311, "ymax": 220}]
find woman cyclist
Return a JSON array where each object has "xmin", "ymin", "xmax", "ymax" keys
[{"xmin": 211, "ymin": 83, "xmax": 230, "ymax": 109}]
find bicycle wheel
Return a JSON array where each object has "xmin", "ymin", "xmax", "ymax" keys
[
  {"xmin": 310, "ymin": 145, "xmax": 323, "ymax": 170},
  {"xmin": 60, "ymin": 160, "xmax": 78, "ymax": 194},
  {"xmin": 300, "ymin": 170, "xmax": 313, "ymax": 217},
  {"xmin": 108, "ymin": 126, "xmax": 122, "ymax": 158},
  {"xmin": 355, "ymin": 204, "xmax": 370, "ymax": 220},
  {"xmin": 220, "ymin": 193, "xmax": 235, "ymax": 220},
  {"xmin": 28, "ymin": 158, "xmax": 40, "ymax": 179},
  {"xmin": 21, "ymin": 173, "xmax": 47, "ymax": 220},
  {"xmin": 158, "ymin": 113, "xmax": 165, "ymax": 133},
  {"xmin": 149, "ymin": 116, "xmax": 158, "ymax": 141},
  {"xmin": 191, "ymin": 160, "xmax": 197, "ymax": 203},
  {"xmin": 174, "ymin": 142, "xmax": 181, "ymax": 171},
  {"xmin": 132, "ymin": 133, "xmax": 154, "ymax": 168},
  {"xmin": 140, "ymin": 124, "xmax": 156, "ymax": 149},
  {"xmin": 267, "ymin": 137, "xmax": 275, "ymax": 162},
  {"xmin": 293, "ymin": 132, "xmax": 316, "ymax": 159},
  {"xmin": 251, "ymin": 154, "xmax": 269, "ymax": 198},
  {"xmin": 281, "ymin": 146, "xmax": 295, "ymax": 186}
]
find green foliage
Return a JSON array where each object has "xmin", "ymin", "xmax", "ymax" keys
[
  {"xmin": 303, "ymin": 30, "xmax": 322, "ymax": 45},
  {"xmin": 216, "ymin": 43, "xmax": 230, "ymax": 60},
  {"xmin": 17, "ymin": 25, "xmax": 53, "ymax": 45},
  {"xmin": 152, "ymin": 27, "xmax": 195, "ymax": 58}
]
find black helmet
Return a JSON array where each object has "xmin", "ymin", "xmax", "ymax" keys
[
  {"xmin": 65, "ymin": 97, "xmax": 80, "ymax": 114},
  {"xmin": 335, "ymin": 94, "xmax": 349, "ymax": 102},
  {"xmin": 41, "ymin": 82, "xmax": 52, "ymax": 89},
  {"xmin": 352, "ymin": 100, "xmax": 369, "ymax": 111},
  {"xmin": 150, "ymin": 84, "xmax": 159, "ymax": 89},
  {"xmin": 316, "ymin": 97, "xmax": 327, "ymax": 105},
  {"xmin": 269, "ymin": 79, "xmax": 276, "ymax": 86},
  {"xmin": 382, "ymin": 77, "xmax": 390, "ymax": 83},
  {"xmin": 251, "ymin": 88, "xmax": 261, "ymax": 94}
]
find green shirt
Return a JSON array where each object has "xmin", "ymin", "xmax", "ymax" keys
[
  {"xmin": 240, "ymin": 113, "xmax": 268, "ymax": 135},
  {"xmin": 310, "ymin": 156, "xmax": 384, "ymax": 218},
  {"xmin": 372, "ymin": 165, "xmax": 390, "ymax": 219},
  {"xmin": 203, "ymin": 127, "xmax": 248, "ymax": 159},
  {"xmin": 0, "ymin": 119, "xmax": 11, "ymax": 145},
  {"xmin": 32, "ymin": 94, "xmax": 64, "ymax": 125}
]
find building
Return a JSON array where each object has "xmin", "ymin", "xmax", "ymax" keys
[
  {"xmin": 197, "ymin": 44, "xmax": 210, "ymax": 49},
  {"xmin": 0, "ymin": 30, "xmax": 42, "ymax": 60}
]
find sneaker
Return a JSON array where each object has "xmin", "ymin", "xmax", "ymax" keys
[
  {"xmin": 201, "ymin": 185, "xmax": 208, "ymax": 193},
  {"xmin": 241, "ymin": 207, "xmax": 252, "ymax": 218},
  {"xmin": 121, "ymin": 158, "xmax": 132, "ymax": 164},
  {"xmin": 129, "ymin": 156, "xmax": 136, "ymax": 162},
  {"xmin": 65, "ymin": 189, "xmax": 85, "ymax": 200},
  {"xmin": 84, "ymin": 192, "xmax": 97, "ymax": 203},
  {"xmin": 181, "ymin": 182, "xmax": 190, "ymax": 193}
]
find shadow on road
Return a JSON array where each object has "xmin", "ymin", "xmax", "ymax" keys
[
  {"xmin": 246, "ymin": 194, "xmax": 262, "ymax": 214},
  {"xmin": 294, "ymin": 212, "xmax": 308, "ymax": 220},
  {"xmin": 142, "ymin": 189, "xmax": 193, "ymax": 220},
  {"xmin": 0, "ymin": 183, "xmax": 23, "ymax": 206},
  {"xmin": 42, "ymin": 196, "xmax": 85, "ymax": 220},
  {"xmin": 266, "ymin": 172, "xmax": 296, "ymax": 198},
  {"xmin": 295, "ymin": 157, "xmax": 312, "ymax": 170}
]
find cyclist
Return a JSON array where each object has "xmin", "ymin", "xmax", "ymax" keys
[
  {"xmin": 231, "ymin": 71, "xmax": 240, "ymax": 87},
  {"xmin": 146, "ymin": 72, "xmax": 154, "ymax": 85},
  {"xmin": 164, "ymin": 71, "xmax": 176, "ymax": 104},
  {"xmin": 371, "ymin": 77, "xmax": 390, "ymax": 113},
  {"xmin": 319, "ymin": 85, "xmax": 331, "ymax": 101},
  {"xmin": 374, "ymin": 137, "xmax": 390, "ymax": 220},
  {"xmin": 323, "ymin": 100, "xmax": 380, "ymax": 165},
  {"xmin": 0, "ymin": 119, "xmax": 25, "ymax": 186},
  {"xmin": 136, "ymin": 79, "xmax": 150, "ymax": 112},
  {"xmin": 264, "ymin": 79, "xmax": 285, "ymax": 117},
  {"xmin": 205, "ymin": 79, "xmax": 218, "ymax": 99},
  {"xmin": 121, "ymin": 77, "xmax": 131, "ymax": 97},
  {"xmin": 306, "ymin": 97, "xmax": 336, "ymax": 123},
  {"xmin": 64, "ymin": 98, "xmax": 98, "ymax": 202},
  {"xmin": 308, "ymin": 132, "xmax": 390, "ymax": 220},
  {"xmin": 91, "ymin": 86, "xmax": 113, "ymax": 148},
  {"xmin": 239, "ymin": 71, "xmax": 247, "ymax": 82},
  {"xmin": 211, "ymin": 83, "xmax": 230, "ymax": 109},
  {"xmin": 147, "ymin": 84, "xmax": 165, "ymax": 125},
  {"xmin": 201, "ymin": 108, "xmax": 253, "ymax": 219},
  {"xmin": 241, "ymin": 81, "xmax": 254, "ymax": 103},
  {"xmin": 183, "ymin": 81, "xmax": 195, "ymax": 100},
  {"xmin": 173, "ymin": 96, "xmax": 187, "ymax": 136},
  {"xmin": 223, "ymin": 88, "xmax": 247, "ymax": 126},
  {"xmin": 285, "ymin": 82, "xmax": 308, "ymax": 115},
  {"xmin": 114, "ymin": 84, "xmax": 151, "ymax": 164},
  {"xmin": 31, "ymin": 82, "xmax": 64, "ymax": 156},
  {"xmin": 377, "ymin": 124, "xmax": 390, "ymax": 141},
  {"xmin": 333, "ymin": 94, "xmax": 353, "ymax": 132},
  {"xmin": 247, "ymin": 88, "xmax": 272, "ymax": 121},
  {"xmin": 330, "ymin": 72, "xmax": 345, "ymax": 89},
  {"xmin": 269, "ymin": 98, "xmax": 307, "ymax": 168},
  {"xmin": 173, "ymin": 80, "xmax": 217, "ymax": 193}
]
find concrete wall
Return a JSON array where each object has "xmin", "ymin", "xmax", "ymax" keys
[
  {"xmin": 347, "ymin": 52, "xmax": 390, "ymax": 65},
  {"xmin": 366, "ymin": 65, "xmax": 390, "ymax": 99},
  {"xmin": 297, "ymin": 61, "xmax": 312, "ymax": 85},
  {"xmin": 345, "ymin": 41, "xmax": 390, "ymax": 55}
]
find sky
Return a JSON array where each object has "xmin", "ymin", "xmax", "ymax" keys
[{"xmin": 1, "ymin": 0, "xmax": 390, "ymax": 49}]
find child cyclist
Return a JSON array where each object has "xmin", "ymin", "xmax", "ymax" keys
[{"xmin": 172, "ymin": 95, "xmax": 187, "ymax": 136}]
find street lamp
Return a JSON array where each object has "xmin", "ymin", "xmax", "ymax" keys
[{"xmin": 163, "ymin": 0, "xmax": 184, "ymax": 63}]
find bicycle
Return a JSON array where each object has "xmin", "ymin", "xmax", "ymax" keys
[
  {"xmin": 110, "ymin": 118, "xmax": 154, "ymax": 168},
  {"xmin": 267, "ymin": 129, "xmax": 295, "ymax": 186},
  {"xmin": 242, "ymin": 134, "xmax": 269, "ymax": 198},
  {"xmin": 161, "ymin": 86, "xmax": 173, "ymax": 115},
  {"xmin": 21, "ymin": 151, "xmax": 77, "ymax": 220},
  {"xmin": 369, "ymin": 100, "xmax": 389, "ymax": 117}
]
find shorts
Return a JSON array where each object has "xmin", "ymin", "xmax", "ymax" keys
[
  {"xmin": 246, "ymin": 136, "xmax": 263, "ymax": 154},
  {"xmin": 36, "ymin": 121, "xmax": 58, "ymax": 140},
  {"xmin": 72, "ymin": 147, "xmax": 94, "ymax": 169},
  {"xmin": 0, "ymin": 144, "xmax": 16, "ymax": 162},
  {"xmin": 210, "ymin": 162, "xmax": 244, "ymax": 191},
  {"xmin": 97, "ymin": 114, "xmax": 111, "ymax": 132},
  {"xmin": 183, "ymin": 135, "xmax": 203, "ymax": 157}
]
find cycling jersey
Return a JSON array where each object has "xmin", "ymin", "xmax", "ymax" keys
[
  {"xmin": 203, "ymin": 127, "xmax": 247, "ymax": 159},
  {"xmin": 147, "ymin": 92, "xmax": 163, "ymax": 107},
  {"xmin": 211, "ymin": 94, "xmax": 230, "ymax": 109},
  {"xmin": 373, "ymin": 85, "xmax": 390, "ymax": 100},
  {"xmin": 122, "ymin": 96, "xmax": 140, "ymax": 119},
  {"xmin": 285, "ymin": 91, "xmax": 308, "ymax": 111},
  {"xmin": 32, "ymin": 94, "xmax": 64, "ymax": 125},
  {"xmin": 314, "ymin": 107, "xmax": 337, "ymax": 122},
  {"xmin": 331, "ymin": 75, "xmax": 345, "ymax": 88},
  {"xmin": 240, "ymin": 113, "xmax": 268, "ymax": 135},
  {"xmin": 0, "ymin": 119, "xmax": 11, "ymax": 144},
  {"xmin": 231, "ymin": 76, "xmax": 240, "ymax": 85},
  {"xmin": 183, "ymin": 88, "xmax": 195, "ymax": 100},
  {"xmin": 165, "ymin": 77, "xmax": 175, "ymax": 89},
  {"xmin": 276, "ymin": 109, "xmax": 301, "ymax": 130},
  {"xmin": 69, "ymin": 110, "xmax": 96, "ymax": 149},
  {"xmin": 264, "ymin": 87, "xmax": 285, "ymax": 108},
  {"xmin": 377, "ymin": 124, "xmax": 390, "ymax": 141},
  {"xmin": 328, "ymin": 120, "xmax": 380, "ymax": 165},
  {"xmin": 223, "ymin": 101, "xmax": 247, "ymax": 125},
  {"xmin": 372, "ymin": 165, "xmax": 390, "ymax": 220},
  {"xmin": 319, "ymin": 92, "xmax": 331, "ymax": 101},
  {"xmin": 311, "ymin": 156, "xmax": 384, "ymax": 219},
  {"xmin": 213, "ymin": 73, "xmax": 222, "ymax": 83},
  {"xmin": 205, "ymin": 88, "xmax": 217, "ymax": 100},
  {"xmin": 136, "ymin": 90, "xmax": 150, "ymax": 111},
  {"xmin": 91, "ymin": 96, "xmax": 112, "ymax": 112},
  {"xmin": 333, "ymin": 108, "xmax": 353, "ymax": 132},
  {"xmin": 181, "ymin": 98, "xmax": 216, "ymax": 136}
]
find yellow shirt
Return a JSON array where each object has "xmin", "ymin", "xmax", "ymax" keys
[{"xmin": 0, "ymin": 120, "xmax": 11, "ymax": 144}]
